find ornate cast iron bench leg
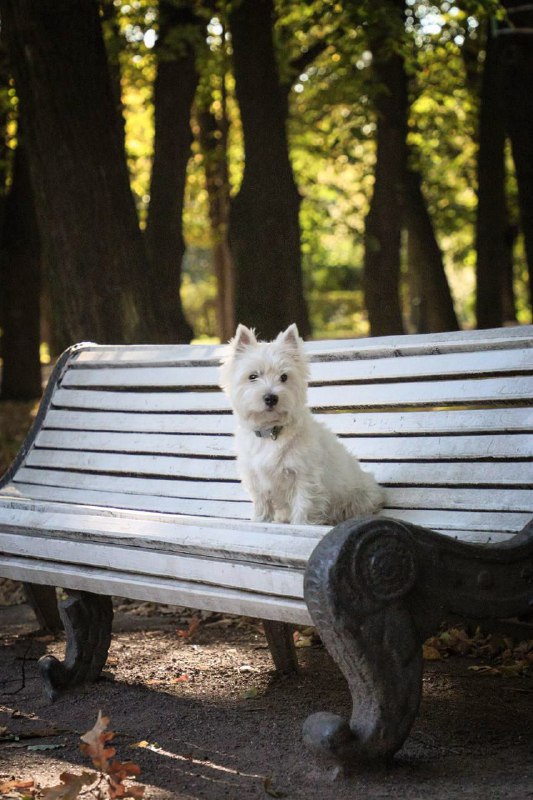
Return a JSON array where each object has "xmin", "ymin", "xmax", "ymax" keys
[
  {"xmin": 23, "ymin": 583, "xmax": 63, "ymax": 632},
  {"xmin": 38, "ymin": 589, "xmax": 113, "ymax": 702},
  {"xmin": 263, "ymin": 620, "xmax": 298, "ymax": 673},
  {"xmin": 303, "ymin": 517, "xmax": 533, "ymax": 767}
]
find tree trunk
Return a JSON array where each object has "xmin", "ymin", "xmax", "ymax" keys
[
  {"xmin": 363, "ymin": 1, "xmax": 407, "ymax": 336},
  {"xmin": 100, "ymin": 0, "xmax": 126, "ymax": 140},
  {"xmin": 198, "ymin": 102, "xmax": 235, "ymax": 342},
  {"xmin": 0, "ymin": 45, "xmax": 10, "ymax": 346},
  {"xmin": 502, "ymin": 224, "xmax": 518, "ymax": 323},
  {"xmin": 476, "ymin": 24, "xmax": 508, "ymax": 329},
  {"xmin": 406, "ymin": 229, "xmax": 428, "ymax": 333},
  {"xmin": 404, "ymin": 168, "xmax": 459, "ymax": 332},
  {"xmin": 228, "ymin": 0, "xmax": 310, "ymax": 340},
  {"xmin": 498, "ymin": 2, "xmax": 533, "ymax": 311},
  {"xmin": 0, "ymin": 143, "xmax": 41, "ymax": 400},
  {"xmin": 1, "ymin": 0, "xmax": 157, "ymax": 345},
  {"xmin": 144, "ymin": 0, "xmax": 200, "ymax": 343}
]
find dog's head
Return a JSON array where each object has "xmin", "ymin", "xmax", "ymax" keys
[{"xmin": 219, "ymin": 323, "xmax": 309, "ymax": 430}]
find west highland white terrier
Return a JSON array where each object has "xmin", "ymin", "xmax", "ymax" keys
[{"xmin": 219, "ymin": 323, "xmax": 384, "ymax": 525}]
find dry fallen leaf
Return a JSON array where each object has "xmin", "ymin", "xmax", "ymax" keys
[
  {"xmin": 41, "ymin": 771, "xmax": 95, "ymax": 799},
  {"xmin": 423, "ymin": 627, "xmax": 532, "ymax": 674},
  {"xmin": 79, "ymin": 711, "xmax": 145, "ymax": 799},
  {"xmin": 80, "ymin": 710, "xmax": 115, "ymax": 772},
  {"xmin": 422, "ymin": 644, "xmax": 443, "ymax": 661},
  {"xmin": 294, "ymin": 635, "xmax": 313, "ymax": 648},
  {"xmin": 0, "ymin": 778, "xmax": 35, "ymax": 793},
  {"xmin": 107, "ymin": 760, "xmax": 144, "ymax": 799},
  {"xmin": 176, "ymin": 615, "xmax": 201, "ymax": 639},
  {"xmin": 80, "ymin": 709, "xmax": 111, "ymax": 748}
]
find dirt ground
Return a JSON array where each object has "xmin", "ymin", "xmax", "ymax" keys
[{"xmin": 0, "ymin": 596, "xmax": 532, "ymax": 800}]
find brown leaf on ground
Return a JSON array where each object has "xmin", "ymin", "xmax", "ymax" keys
[
  {"xmin": 80, "ymin": 710, "xmax": 116, "ymax": 772},
  {"xmin": 176, "ymin": 615, "xmax": 201, "ymax": 639},
  {"xmin": 108, "ymin": 760, "xmax": 144, "ymax": 798},
  {"xmin": 79, "ymin": 712, "xmax": 145, "ymax": 798},
  {"xmin": 422, "ymin": 643, "xmax": 443, "ymax": 661},
  {"xmin": 424, "ymin": 627, "xmax": 533, "ymax": 674},
  {"xmin": 41, "ymin": 771, "xmax": 95, "ymax": 799},
  {"xmin": 0, "ymin": 778, "xmax": 35, "ymax": 793}
]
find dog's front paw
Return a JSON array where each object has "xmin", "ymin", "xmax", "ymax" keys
[{"xmin": 252, "ymin": 511, "xmax": 273, "ymax": 522}]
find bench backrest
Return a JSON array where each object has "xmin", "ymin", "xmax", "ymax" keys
[{"xmin": 3, "ymin": 326, "xmax": 532, "ymax": 546}]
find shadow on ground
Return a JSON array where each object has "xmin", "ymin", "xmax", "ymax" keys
[{"xmin": 1, "ymin": 602, "xmax": 532, "ymax": 800}]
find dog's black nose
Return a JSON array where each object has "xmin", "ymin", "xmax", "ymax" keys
[{"xmin": 264, "ymin": 393, "xmax": 278, "ymax": 408}]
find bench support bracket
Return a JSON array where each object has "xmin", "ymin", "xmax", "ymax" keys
[
  {"xmin": 303, "ymin": 517, "xmax": 533, "ymax": 767},
  {"xmin": 38, "ymin": 589, "xmax": 113, "ymax": 702}
]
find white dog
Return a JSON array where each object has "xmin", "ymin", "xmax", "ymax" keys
[{"xmin": 219, "ymin": 323, "xmax": 384, "ymax": 525}]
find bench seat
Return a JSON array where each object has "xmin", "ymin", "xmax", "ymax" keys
[{"xmin": 0, "ymin": 325, "xmax": 532, "ymax": 766}]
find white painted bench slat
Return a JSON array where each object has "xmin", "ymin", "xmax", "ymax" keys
[
  {"xmin": 0, "ymin": 557, "xmax": 312, "ymax": 624},
  {"xmin": 0, "ymin": 505, "xmax": 324, "ymax": 561},
  {"xmin": 309, "ymin": 376, "xmax": 532, "ymax": 409},
  {"xmin": 25, "ymin": 449, "xmax": 238, "ymax": 480},
  {"xmin": 11, "ymin": 467, "xmax": 248, "ymax": 501},
  {"xmin": 44, "ymin": 409, "xmax": 236, "ymax": 435},
  {"xmin": 51, "ymin": 373, "xmax": 532, "ymax": 414},
  {"xmin": 2, "ymin": 492, "xmax": 525, "ymax": 541},
  {"xmin": 3, "ymin": 481, "xmax": 532, "ymax": 516},
  {"xmin": 61, "ymin": 348, "xmax": 532, "ymax": 389},
  {"xmin": 11, "ymin": 466, "xmax": 532, "ymax": 509},
  {"xmin": 368, "ymin": 461, "xmax": 532, "ymax": 485},
  {"xmin": 383, "ymin": 508, "xmax": 529, "ymax": 533},
  {"xmin": 42, "ymin": 407, "xmax": 533, "ymax": 436},
  {"xmin": 34, "ymin": 428, "xmax": 533, "ymax": 461},
  {"xmin": 1, "ymin": 534, "xmax": 306, "ymax": 598},
  {"xmin": 3, "ymin": 483, "xmax": 250, "ymax": 518},
  {"xmin": 23, "ymin": 448, "xmax": 533, "ymax": 485},
  {"xmin": 71, "ymin": 325, "xmax": 531, "ymax": 366}
]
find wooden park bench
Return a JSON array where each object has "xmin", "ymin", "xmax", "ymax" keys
[{"xmin": 0, "ymin": 325, "xmax": 532, "ymax": 766}]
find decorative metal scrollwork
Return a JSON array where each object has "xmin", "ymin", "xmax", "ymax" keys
[{"xmin": 353, "ymin": 527, "xmax": 417, "ymax": 602}]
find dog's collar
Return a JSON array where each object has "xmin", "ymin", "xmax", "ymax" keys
[{"xmin": 254, "ymin": 425, "xmax": 283, "ymax": 441}]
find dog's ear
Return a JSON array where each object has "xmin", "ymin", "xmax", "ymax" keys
[
  {"xmin": 233, "ymin": 324, "xmax": 257, "ymax": 353},
  {"xmin": 278, "ymin": 323, "xmax": 301, "ymax": 350}
]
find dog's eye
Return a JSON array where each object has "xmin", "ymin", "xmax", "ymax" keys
[
  {"xmin": 249, "ymin": 373, "xmax": 258, "ymax": 381},
  {"xmin": 280, "ymin": 373, "xmax": 288, "ymax": 383}
]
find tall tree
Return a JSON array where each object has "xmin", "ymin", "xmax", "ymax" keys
[
  {"xmin": 0, "ymin": 39, "xmax": 11, "ymax": 358},
  {"xmin": 1, "ymin": 0, "xmax": 157, "ymax": 345},
  {"xmin": 404, "ymin": 167, "xmax": 459, "ymax": 332},
  {"xmin": 0, "ymin": 141, "xmax": 41, "ymax": 399},
  {"xmin": 144, "ymin": 0, "xmax": 202, "ymax": 343},
  {"xmin": 498, "ymin": 1, "xmax": 533, "ymax": 308},
  {"xmin": 476, "ymin": 22, "xmax": 508, "ymax": 328},
  {"xmin": 198, "ymin": 99, "xmax": 235, "ymax": 342},
  {"xmin": 228, "ymin": 0, "xmax": 310, "ymax": 340},
  {"xmin": 361, "ymin": 0, "xmax": 407, "ymax": 336}
]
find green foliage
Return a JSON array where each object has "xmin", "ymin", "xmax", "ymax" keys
[
  {"xmin": 62, "ymin": 2, "xmax": 533, "ymax": 337},
  {"xmin": 181, "ymin": 247, "xmax": 218, "ymax": 338}
]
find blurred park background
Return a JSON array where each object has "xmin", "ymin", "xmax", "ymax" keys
[{"xmin": 0, "ymin": 0, "xmax": 532, "ymax": 404}]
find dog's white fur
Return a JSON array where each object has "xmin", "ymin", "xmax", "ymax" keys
[{"xmin": 219, "ymin": 323, "xmax": 384, "ymax": 525}]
